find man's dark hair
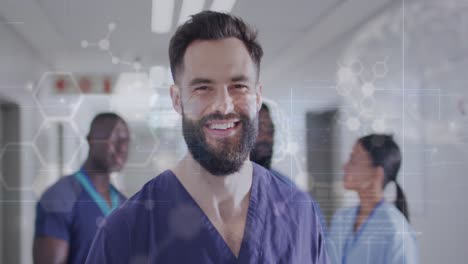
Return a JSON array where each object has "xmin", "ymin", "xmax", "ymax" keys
[
  {"xmin": 169, "ymin": 11, "xmax": 263, "ymax": 83},
  {"xmin": 259, "ymin": 103, "xmax": 275, "ymax": 136},
  {"xmin": 88, "ymin": 113, "xmax": 126, "ymax": 139}
]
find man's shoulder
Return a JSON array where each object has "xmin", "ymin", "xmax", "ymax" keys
[
  {"xmin": 86, "ymin": 170, "xmax": 194, "ymax": 263},
  {"xmin": 38, "ymin": 174, "xmax": 83, "ymax": 212},
  {"xmin": 269, "ymin": 168, "xmax": 294, "ymax": 185},
  {"xmin": 40, "ymin": 174, "xmax": 81, "ymax": 196},
  {"xmin": 129, "ymin": 169, "xmax": 178, "ymax": 202},
  {"xmin": 253, "ymin": 163, "xmax": 327, "ymax": 246},
  {"xmin": 254, "ymin": 163, "xmax": 310, "ymax": 200},
  {"xmin": 253, "ymin": 163, "xmax": 319, "ymax": 218}
]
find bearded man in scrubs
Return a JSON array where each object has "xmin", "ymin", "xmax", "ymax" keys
[
  {"xmin": 34, "ymin": 113, "xmax": 129, "ymax": 264},
  {"xmin": 85, "ymin": 11, "xmax": 329, "ymax": 264}
]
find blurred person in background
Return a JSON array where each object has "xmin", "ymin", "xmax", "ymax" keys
[
  {"xmin": 251, "ymin": 103, "xmax": 328, "ymax": 234},
  {"xmin": 250, "ymin": 103, "xmax": 292, "ymax": 183},
  {"xmin": 327, "ymin": 134, "xmax": 419, "ymax": 264},
  {"xmin": 33, "ymin": 113, "xmax": 129, "ymax": 264}
]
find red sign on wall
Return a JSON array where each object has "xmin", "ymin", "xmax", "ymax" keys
[{"xmin": 54, "ymin": 75, "xmax": 116, "ymax": 94}]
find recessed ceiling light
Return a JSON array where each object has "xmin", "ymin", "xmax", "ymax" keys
[
  {"xmin": 178, "ymin": 0, "xmax": 205, "ymax": 25},
  {"xmin": 152, "ymin": 0, "xmax": 175, "ymax": 34}
]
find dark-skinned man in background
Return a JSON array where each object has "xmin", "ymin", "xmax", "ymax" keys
[{"xmin": 34, "ymin": 113, "xmax": 129, "ymax": 264}]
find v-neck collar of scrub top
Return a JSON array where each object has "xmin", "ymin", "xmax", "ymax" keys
[
  {"xmin": 341, "ymin": 199, "xmax": 385, "ymax": 264},
  {"xmin": 168, "ymin": 165, "xmax": 260, "ymax": 262},
  {"xmin": 74, "ymin": 169, "xmax": 120, "ymax": 216}
]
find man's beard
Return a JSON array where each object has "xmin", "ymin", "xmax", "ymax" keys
[
  {"xmin": 250, "ymin": 141, "xmax": 273, "ymax": 169},
  {"xmin": 182, "ymin": 111, "xmax": 258, "ymax": 176}
]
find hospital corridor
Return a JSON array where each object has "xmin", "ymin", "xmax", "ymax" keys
[{"xmin": 0, "ymin": 0, "xmax": 467, "ymax": 263}]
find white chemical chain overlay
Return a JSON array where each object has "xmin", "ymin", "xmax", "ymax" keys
[{"xmin": 81, "ymin": 23, "xmax": 146, "ymax": 71}]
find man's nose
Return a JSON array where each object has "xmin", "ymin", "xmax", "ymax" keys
[{"xmin": 210, "ymin": 86, "xmax": 234, "ymax": 115}]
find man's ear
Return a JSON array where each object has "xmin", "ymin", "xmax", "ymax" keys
[
  {"xmin": 170, "ymin": 84, "xmax": 182, "ymax": 115},
  {"xmin": 256, "ymin": 84, "xmax": 263, "ymax": 112}
]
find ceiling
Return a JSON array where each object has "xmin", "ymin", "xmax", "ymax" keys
[{"xmin": 0, "ymin": 0, "xmax": 396, "ymax": 84}]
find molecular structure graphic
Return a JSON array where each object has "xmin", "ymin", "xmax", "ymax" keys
[
  {"xmin": 80, "ymin": 23, "xmax": 145, "ymax": 71},
  {"xmin": 334, "ymin": 57, "xmax": 390, "ymax": 134}
]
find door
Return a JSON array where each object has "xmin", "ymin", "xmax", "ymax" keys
[
  {"xmin": 306, "ymin": 109, "xmax": 338, "ymax": 225},
  {"xmin": 0, "ymin": 102, "xmax": 21, "ymax": 264}
]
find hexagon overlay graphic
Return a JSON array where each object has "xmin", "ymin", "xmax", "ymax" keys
[
  {"xmin": 35, "ymin": 72, "xmax": 83, "ymax": 118},
  {"xmin": 34, "ymin": 120, "xmax": 86, "ymax": 167}
]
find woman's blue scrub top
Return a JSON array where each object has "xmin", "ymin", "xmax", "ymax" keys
[{"xmin": 327, "ymin": 201, "xmax": 419, "ymax": 264}]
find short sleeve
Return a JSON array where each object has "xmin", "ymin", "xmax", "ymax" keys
[
  {"xmin": 34, "ymin": 194, "xmax": 74, "ymax": 241},
  {"xmin": 34, "ymin": 177, "xmax": 79, "ymax": 242}
]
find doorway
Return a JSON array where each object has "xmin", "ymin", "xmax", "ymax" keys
[
  {"xmin": 0, "ymin": 101, "xmax": 21, "ymax": 263},
  {"xmin": 306, "ymin": 109, "xmax": 338, "ymax": 224}
]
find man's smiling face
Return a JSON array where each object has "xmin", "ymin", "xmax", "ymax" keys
[{"xmin": 171, "ymin": 37, "xmax": 262, "ymax": 175}]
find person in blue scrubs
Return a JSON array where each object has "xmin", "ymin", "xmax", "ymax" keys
[
  {"xmin": 86, "ymin": 11, "xmax": 329, "ymax": 264},
  {"xmin": 251, "ymin": 103, "xmax": 327, "ymax": 235},
  {"xmin": 251, "ymin": 103, "xmax": 293, "ymax": 184},
  {"xmin": 33, "ymin": 113, "xmax": 129, "ymax": 264},
  {"xmin": 328, "ymin": 134, "xmax": 419, "ymax": 264}
]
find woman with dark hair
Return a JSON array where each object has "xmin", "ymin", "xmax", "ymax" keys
[{"xmin": 328, "ymin": 134, "xmax": 419, "ymax": 264}]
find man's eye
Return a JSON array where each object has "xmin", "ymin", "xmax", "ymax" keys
[
  {"xmin": 233, "ymin": 84, "xmax": 248, "ymax": 89},
  {"xmin": 194, "ymin": 86, "xmax": 208, "ymax": 91}
]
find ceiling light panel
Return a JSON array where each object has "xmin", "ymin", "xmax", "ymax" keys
[{"xmin": 152, "ymin": 0, "xmax": 175, "ymax": 34}]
